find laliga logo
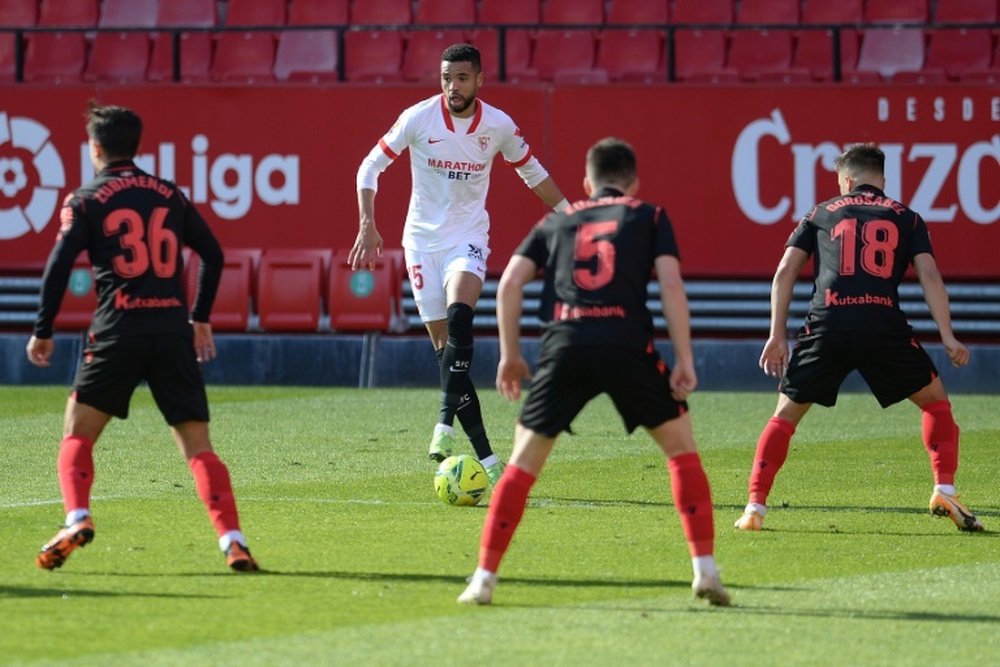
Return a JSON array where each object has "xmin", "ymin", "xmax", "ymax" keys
[{"xmin": 0, "ymin": 112, "xmax": 66, "ymax": 240}]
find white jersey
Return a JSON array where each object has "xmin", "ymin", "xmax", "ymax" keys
[{"xmin": 357, "ymin": 94, "xmax": 550, "ymax": 252}]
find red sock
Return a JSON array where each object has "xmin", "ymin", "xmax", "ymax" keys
[
  {"xmin": 479, "ymin": 464, "xmax": 536, "ymax": 573},
  {"xmin": 748, "ymin": 417, "xmax": 796, "ymax": 506},
  {"xmin": 188, "ymin": 452, "xmax": 241, "ymax": 536},
  {"xmin": 57, "ymin": 435, "xmax": 95, "ymax": 514},
  {"xmin": 921, "ymin": 400, "xmax": 958, "ymax": 485},
  {"xmin": 668, "ymin": 452, "xmax": 715, "ymax": 557}
]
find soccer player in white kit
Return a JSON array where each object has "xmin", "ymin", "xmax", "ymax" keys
[{"xmin": 351, "ymin": 44, "xmax": 568, "ymax": 485}]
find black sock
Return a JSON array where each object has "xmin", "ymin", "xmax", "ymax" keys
[
  {"xmin": 437, "ymin": 303, "xmax": 475, "ymax": 427},
  {"xmin": 456, "ymin": 379, "xmax": 493, "ymax": 459}
]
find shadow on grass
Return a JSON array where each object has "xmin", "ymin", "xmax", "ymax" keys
[
  {"xmin": 237, "ymin": 570, "xmax": 688, "ymax": 588},
  {"xmin": 718, "ymin": 604, "xmax": 1000, "ymax": 624},
  {"xmin": 520, "ymin": 601, "xmax": 1000, "ymax": 624},
  {"xmin": 0, "ymin": 584, "xmax": 221, "ymax": 600},
  {"xmin": 718, "ymin": 503, "xmax": 1000, "ymax": 519}
]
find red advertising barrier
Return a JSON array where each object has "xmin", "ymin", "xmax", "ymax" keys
[{"xmin": 0, "ymin": 85, "xmax": 997, "ymax": 278}]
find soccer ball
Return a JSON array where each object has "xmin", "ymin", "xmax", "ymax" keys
[{"xmin": 434, "ymin": 454, "xmax": 489, "ymax": 506}]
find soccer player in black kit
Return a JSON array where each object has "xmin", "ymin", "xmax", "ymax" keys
[
  {"xmin": 26, "ymin": 102, "xmax": 259, "ymax": 571},
  {"xmin": 458, "ymin": 138, "xmax": 730, "ymax": 606},
  {"xmin": 734, "ymin": 143, "xmax": 983, "ymax": 533}
]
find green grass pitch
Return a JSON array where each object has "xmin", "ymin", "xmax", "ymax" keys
[{"xmin": 1, "ymin": 386, "xmax": 998, "ymax": 666}]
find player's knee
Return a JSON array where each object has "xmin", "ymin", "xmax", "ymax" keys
[{"xmin": 446, "ymin": 303, "xmax": 474, "ymax": 347}]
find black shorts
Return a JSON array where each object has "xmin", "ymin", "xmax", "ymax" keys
[
  {"xmin": 73, "ymin": 333, "xmax": 210, "ymax": 425},
  {"xmin": 519, "ymin": 336, "xmax": 687, "ymax": 437},
  {"xmin": 780, "ymin": 329, "xmax": 938, "ymax": 408}
]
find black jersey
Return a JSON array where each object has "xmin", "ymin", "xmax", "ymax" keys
[
  {"xmin": 514, "ymin": 186, "xmax": 680, "ymax": 348},
  {"xmin": 33, "ymin": 160, "xmax": 223, "ymax": 339},
  {"xmin": 787, "ymin": 184, "xmax": 933, "ymax": 334}
]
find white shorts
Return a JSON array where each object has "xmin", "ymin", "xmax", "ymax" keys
[{"xmin": 405, "ymin": 243, "xmax": 489, "ymax": 322}]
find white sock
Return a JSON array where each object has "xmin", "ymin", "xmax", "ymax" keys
[
  {"xmin": 934, "ymin": 484, "xmax": 957, "ymax": 496},
  {"xmin": 692, "ymin": 555, "xmax": 718, "ymax": 579},
  {"xmin": 745, "ymin": 503, "xmax": 767, "ymax": 516},
  {"xmin": 479, "ymin": 454, "xmax": 499, "ymax": 468},
  {"xmin": 434, "ymin": 423, "xmax": 455, "ymax": 436},
  {"xmin": 218, "ymin": 530, "xmax": 247, "ymax": 552},
  {"xmin": 65, "ymin": 508, "xmax": 90, "ymax": 526},
  {"xmin": 472, "ymin": 566, "xmax": 497, "ymax": 584}
]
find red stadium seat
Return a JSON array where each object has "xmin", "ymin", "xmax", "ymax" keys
[
  {"xmin": 959, "ymin": 34, "xmax": 1000, "ymax": 82},
  {"xmin": 274, "ymin": 30, "xmax": 339, "ymax": 81},
  {"xmin": 857, "ymin": 27, "xmax": 925, "ymax": 79},
  {"xmin": 793, "ymin": 28, "xmax": 859, "ymax": 80},
  {"xmin": 156, "ymin": 0, "xmax": 217, "ymax": 27},
  {"xmin": 0, "ymin": 35, "xmax": 15, "ymax": 82},
  {"xmin": 329, "ymin": 249, "xmax": 405, "ymax": 332},
  {"xmin": 23, "ymin": 32, "xmax": 86, "ymax": 83},
  {"xmin": 0, "ymin": 0, "xmax": 38, "ymax": 26},
  {"xmin": 211, "ymin": 32, "xmax": 276, "ymax": 82},
  {"xmin": 54, "ymin": 259, "xmax": 96, "ymax": 332},
  {"xmin": 0, "ymin": 0, "xmax": 33, "ymax": 82},
  {"xmin": 607, "ymin": 0, "xmax": 669, "ymax": 24},
  {"xmin": 38, "ymin": 0, "xmax": 98, "ymax": 26},
  {"xmin": 802, "ymin": 0, "xmax": 863, "ymax": 23},
  {"xmin": 225, "ymin": 0, "xmax": 285, "ymax": 26},
  {"xmin": 532, "ymin": 30, "xmax": 598, "ymax": 81},
  {"xmin": 597, "ymin": 29, "xmax": 663, "ymax": 82},
  {"xmin": 934, "ymin": 0, "xmax": 998, "ymax": 22},
  {"xmin": 351, "ymin": 0, "xmax": 412, "ymax": 25},
  {"xmin": 467, "ymin": 28, "xmax": 535, "ymax": 81},
  {"xmin": 344, "ymin": 30, "xmax": 404, "ymax": 82},
  {"xmin": 403, "ymin": 30, "xmax": 466, "ymax": 82},
  {"xmin": 85, "ymin": 32, "xmax": 150, "ymax": 83},
  {"xmin": 672, "ymin": 0, "xmax": 733, "ymax": 24},
  {"xmin": 542, "ymin": 0, "xmax": 604, "ymax": 24},
  {"xmin": 673, "ymin": 30, "xmax": 735, "ymax": 81},
  {"xmin": 864, "ymin": 0, "xmax": 928, "ymax": 23},
  {"xmin": 796, "ymin": 0, "xmax": 862, "ymax": 80},
  {"xmin": 415, "ymin": 0, "xmax": 475, "ymax": 25},
  {"xmin": 99, "ymin": 0, "xmax": 157, "ymax": 27},
  {"xmin": 925, "ymin": 29, "xmax": 993, "ymax": 80},
  {"xmin": 186, "ymin": 249, "xmax": 259, "ymax": 332},
  {"xmin": 257, "ymin": 250, "xmax": 326, "ymax": 332},
  {"xmin": 478, "ymin": 0, "xmax": 540, "ymax": 25},
  {"xmin": 737, "ymin": 0, "xmax": 798, "ymax": 23},
  {"xmin": 288, "ymin": 0, "xmax": 349, "ymax": 25},
  {"xmin": 728, "ymin": 29, "xmax": 794, "ymax": 80},
  {"xmin": 147, "ymin": 32, "xmax": 212, "ymax": 82}
]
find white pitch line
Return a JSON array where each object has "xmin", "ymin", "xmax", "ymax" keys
[{"xmin": 0, "ymin": 494, "xmax": 129, "ymax": 509}]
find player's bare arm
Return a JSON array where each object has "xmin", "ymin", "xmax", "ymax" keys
[
  {"xmin": 531, "ymin": 176, "xmax": 568, "ymax": 210},
  {"xmin": 655, "ymin": 255, "xmax": 697, "ymax": 401},
  {"xmin": 761, "ymin": 247, "xmax": 808, "ymax": 377},
  {"xmin": 913, "ymin": 253, "xmax": 969, "ymax": 367},
  {"xmin": 350, "ymin": 188, "xmax": 384, "ymax": 270},
  {"xmin": 495, "ymin": 255, "xmax": 536, "ymax": 401}
]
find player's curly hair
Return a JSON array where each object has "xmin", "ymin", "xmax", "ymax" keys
[
  {"xmin": 834, "ymin": 143, "xmax": 884, "ymax": 178},
  {"xmin": 586, "ymin": 137, "xmax": 637, "ymax": 187},
  {"xmin": 441, "ymin": 43, "xmax": 481, "ymax": 73},
  {"xmin": 85, "ymin": 100, "xmax": 142, "ymax": 159}
]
